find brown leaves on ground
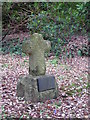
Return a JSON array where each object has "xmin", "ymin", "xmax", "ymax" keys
[{"xmin": 0, "ymin": 52, "xmax": 89, "ymax": 119}]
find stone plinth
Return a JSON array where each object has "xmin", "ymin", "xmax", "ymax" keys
[{"xmin": 17, "ymin": 75, "xmax": 58, "ymax": 102}]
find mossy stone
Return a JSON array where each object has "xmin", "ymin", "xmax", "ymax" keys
[{"xmin": 22, "ymin": 33, "xmax": 51, "ymax": 76}]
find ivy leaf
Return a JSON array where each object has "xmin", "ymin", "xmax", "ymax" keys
[{"xmin": 77, "ymin": 50, "xmax": 82, "ymax": 56}]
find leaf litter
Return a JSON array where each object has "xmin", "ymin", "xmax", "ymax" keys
[{"xmin": 0, "ymin": 51, "xmax": 89, "ymax": 119}]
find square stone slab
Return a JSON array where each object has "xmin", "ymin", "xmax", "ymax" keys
[{"xmin": 37, "ymin": 76, "xmax": 55, "ymax": 92}]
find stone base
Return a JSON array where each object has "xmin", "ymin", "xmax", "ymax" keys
[{"xmin": 17, "ymin": 75, "xmax": 59, "ymax": 102}]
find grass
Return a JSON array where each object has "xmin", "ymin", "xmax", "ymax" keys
[
  {"xmin": 50, "ymin": 59, "xmax": 58, "ymax": 65},
  {"xmin": 1, "ymin": 105, "xmax": 7, "ymax": 119},
  {"xmin": 66, "ymin": 90, "xmax": 76, "ymax": 96},
  {"xmin": 2, "ymin": 63, "xmax": 8, "ymax": 68}
]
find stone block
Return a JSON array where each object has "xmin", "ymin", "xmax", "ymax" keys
[{"xmin": 17, "ymin": 75, "xmax": 59, "ymax": 102}]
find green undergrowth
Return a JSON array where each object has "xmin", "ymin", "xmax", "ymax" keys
[
  {"xmin": 2, "ymin": 2, "xmax": 89, "ymax": 57},
  {"xmin": 61, "ymin": 82, "xmax": 89, "ymax": 96}
]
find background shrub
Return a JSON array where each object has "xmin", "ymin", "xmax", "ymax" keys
[{"xmin": 2, "ymin": 2, "xmax": 90, "ymax": 57}]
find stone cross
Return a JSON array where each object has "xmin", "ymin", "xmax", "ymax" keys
[{"xmin": 22, "ymin": 33, "xmax": 51, "ymax": 76}]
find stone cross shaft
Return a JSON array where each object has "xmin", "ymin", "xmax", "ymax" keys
[{"xmin": 22, "ymin": 33, "xmax": 51, "ymax": 76}]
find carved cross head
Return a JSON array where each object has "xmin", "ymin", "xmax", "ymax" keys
[{"xmin": 22, "ymin": 33, "xmax": 51, "ymax": 76}]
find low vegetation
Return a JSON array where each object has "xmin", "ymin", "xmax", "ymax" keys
[{"xmin": 2, "ymin": 2, "xmax": 90, "ymax": 57}]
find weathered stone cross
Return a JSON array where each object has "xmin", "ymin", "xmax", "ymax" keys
[{"xmin": 22, "ymin": 33, "xmax": 51, "ymax": 76}]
